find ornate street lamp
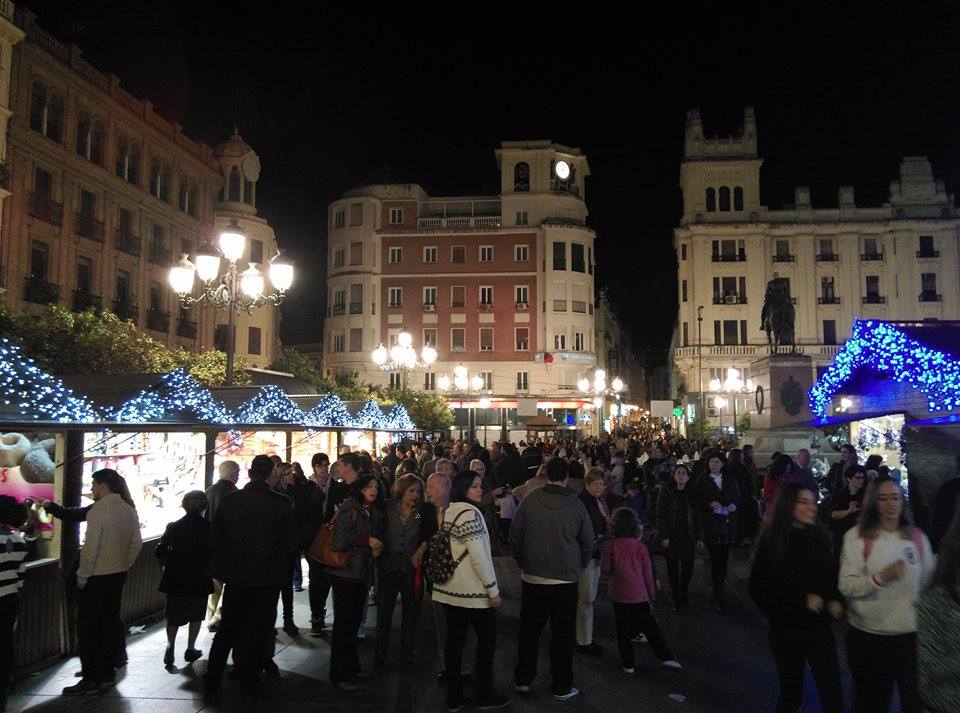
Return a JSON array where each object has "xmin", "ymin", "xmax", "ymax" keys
[
  {"xmin": 709, "ymin": 367, "xmax": 754, "ymax": 435},
  {"xmin": 168, "ymin": 219, "xmax": 294, "ymax": 385},
  {"xmin": 438, "ymin": 363, "xmax": 487, "ymax": 440},
  {"xmin": 579, "ymin": 368, "xmax": 626, "ymax": 434},
  {"xmin": 371, "ymin": 329, "xmax": 437, "ymax": 391}
]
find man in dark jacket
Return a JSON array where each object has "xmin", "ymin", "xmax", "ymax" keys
[
  {"xmin": 510, "ymin": 457, "xmax": 594, "ymax": 701},
  {"xmin": 205, "ymin": 455, "xmax": 298, "ymax": 696},
  {"xmin": 520, "ymin": 441, "xmax": 543, "ymax": 475},
  {"xmin": 204, "ymin": 460, "xmax": 238, "ymax": 632},
  {"xmin": 930, "ymin": 454, "xmax": 960, "ymax": 551},
  {"xmin": 324, "ymin": 452, "xmax": 362, "ymax": 522}
]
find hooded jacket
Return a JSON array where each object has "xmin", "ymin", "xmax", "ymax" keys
[{"xmin": 509, "ymin": 483, "xmax": 594, "ymax": 583}]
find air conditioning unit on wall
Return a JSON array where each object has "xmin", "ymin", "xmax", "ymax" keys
[{"xmin": 423, "ymin": 304, "xmax": 436, "ymax": 311}]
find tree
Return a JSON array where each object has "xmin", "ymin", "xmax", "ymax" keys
[
  {"xmin": 173, "ymin": 348, "xmax": 251, "ymax": 387},
  {"xmin": 686, "ymin": 413, "xmax": 715, "ymax": 443},
  {"xmin": 381, "ymin": 388, "xmax": 453, "ymax": 432},
  {"xmin": 269, "ymin": 346, "xmax": 335, "ymax": 393},
  {"xmin": 735, "ymin": 413, "xmax": 751, "ymax": 436}
]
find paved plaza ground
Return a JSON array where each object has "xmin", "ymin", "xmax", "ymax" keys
[{"xmin": 6, "ymin": 549, "xmax": 889, "ymax": 713}]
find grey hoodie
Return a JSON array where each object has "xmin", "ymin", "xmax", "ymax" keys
[{"xmin": 509, "ymin": 483, "xmax": 595, "ymax": 583}]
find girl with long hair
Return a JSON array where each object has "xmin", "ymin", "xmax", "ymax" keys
[
  {"xmin": 657, "ymin": 464, "xmax": 699, "ymax": 612},
  {"xmin": 917, "ymin": 509, "xmax": 960, "ymax": 713},
  {"xmin": 749, "ymin": 483, "xmax": 844, "ymax": 713},
  {"xmin": 694, "ymin": 453, "xmax": 740, "ymax": 612},
  {"xmin": 839, "ymin": 476, "xmax": 932, "ymax": 713}
]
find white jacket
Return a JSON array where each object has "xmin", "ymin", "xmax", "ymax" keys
[
  {"xmin": 78, "ymin": 493, "xmax": 142, "ymax": 588},
  {"xmin": 431, "ymin": 502, "xmax": 499, "ymax": 609},
  {"xmin": 838, "ymin": 526, "xmax": 932, "ymax": 635}
]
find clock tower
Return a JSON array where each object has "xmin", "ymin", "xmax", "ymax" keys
[{"xmin": 496, "ymin": 140, "xmax": 590, "ymax": 225}]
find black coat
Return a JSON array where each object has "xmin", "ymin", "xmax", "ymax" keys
[
  {"xmin": 496, "ymin": 453, "xmax": 528, "ymax": 490},
  {"xmin": 208, "ymin": 480, "xmax": 298, "ymax": 588},
  {"xmin": 694, "ymin": 471, "xmax": 740, "ymax": 544},
  {"xmin": 656, "ymin": 485, "xmax": 700, "ymax": 558},
  {"xmin": 156, "ymin": 512, "xmax": 213, "ymax": 596},
  {"xmin": 579, "ymin": 490, "xmax": 609, "ymax": 542},
  {"xmin": 931, "ymin": 475, "xmax": 960, "ymax": 552},
  {"xmin": 299, "ymin": 482, "xmax": 327, "ymax": 550}
]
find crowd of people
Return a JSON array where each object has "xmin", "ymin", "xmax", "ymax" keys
[{"xmin": 0, "ymin": 425, "xmax": 955, "ymax": 713}]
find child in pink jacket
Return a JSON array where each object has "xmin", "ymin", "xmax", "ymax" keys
[{"xmin": 601, "ymin": 507, "xmax": 681, "ymax": 673}]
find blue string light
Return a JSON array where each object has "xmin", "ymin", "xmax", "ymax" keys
[
  {"xmin": 353, "ymin": 400, "xmax": 387, "ymax": 430},
  {"xmin": 385, "ymin": 403, "xmax": 416, "ymax": 431},
  {"xmin": 0, "ymin": 339, "xmax": 98, "ymax": 422},
  {"xmin": 235, "ymin": 385, "xmax": 305, "ymax": 424},
  {"xmin": 304, "ymin": 394, "xmax": 353, "ymax": 428},
  {"xmin": 809, "ymin": 319, "xmax": 960, "ymax": 417},
  {"xmin": 112, "ymin": 369, "xmax": 233, "ymax": 423}
]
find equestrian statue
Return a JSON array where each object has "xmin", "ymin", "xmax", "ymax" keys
[{"xmin": 760, "ymin": 277, "xmax": 795, "ymax": 347}]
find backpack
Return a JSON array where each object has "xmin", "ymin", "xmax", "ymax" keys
[{"xmin": 424, "ymin": 508, "xmax": 472, "ymax": 585}]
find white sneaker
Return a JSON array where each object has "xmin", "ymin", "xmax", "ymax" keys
[
  {"xmin": 553, "ymin": 686, "xmax": 580, "ymax": 701},
  {"xmin": 514, "ymin": 684, "xmax": 530, "ymax": 694},
  {"xmin": 622, "ymin": 667, "xmax": 635, "ymax": 674},
  {"xmin": 356, "ymin": 629, "xmax": 366, "ymax": 639},
  {"xmin": 631, "ymin": 634, "xmax": 648, "ymax": 643},
  {"xmin": 663, "ymin": 659, "xmax": 682, "ymax": 669}
]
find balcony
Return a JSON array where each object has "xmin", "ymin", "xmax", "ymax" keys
[
  {"xmin": 817, "ymin": 296, "xmax": 841, "ymax": 304},
  {"xmin": 451, "ymin": 345, "xmax": 465, "ymax": 352},
  {"xmin": 673, "ymin": 344, "xmax": 844, "ymax": 360},
  {"xmin": 553, "ymin": 299, "xmax": 567, "ymax": 312},
  {"xmin": 176, "ymin": 319, "xmax": 198, "ymax": 339},
  {"xmin": 388, "ymin": 302, "xmax": 403, "ymax": 309},
  {"xmin": 349, "ymin": 301, "xmax": 363, "ymax": 314},
  {"xmin": 550, "ymin": 179, "xmax": 581, "ymax": 197},
  {"xmin": 331, "ymin": 303, "xmax": 345, "ymax": 316},
  {"xmin": 149, "ymin": 244, "xmax": 172, "ymax": 267},
  {"xmin": 711, "ymin": 252, "xmax": 747, "ymax": 262},
  {"xmin": 27, "ymin": 193, "xmax": 63, "ymax": 226},
  {"xmin": 75, "ymin": 213, "xmax": 105, "ymax": 242},
  {"xmin": 920, "ymin": 291, "xmax": 942, "ymax": 302},
  {"xmin": 72, "ymin": 290, "xmax": 102, "ymax": 311},
  {"xmin": 861, "ymin": 252, "xmax": 884, "ymax": 261},
  {"xmin": 117, "ymin": 229, "xmax": 141, "ymax": 257},
  {"xmin": 415, "ymin": 199, "xmax": 501, "ymax": 231},
  {"xmin": 713, "ymin": 294, "xmax": 748, "ymax": 305},
  {"xmin": 24, "ymin": 277, "xmax": 60, "ymax": 305},
  {"xmin": 816, "ymin": 253, "xmax": 839, "ymax": 262},
  {"xmin": 114, "ymin": 300, "xmax": 139, "ymax": 323},
  {"xmin": 147, "ymin": 309, "xmax": 170, "ymax": 332},
  {"xmin": 772, "ymin": 254, "xmax": 795, "ymax": 262},
  {"xmin": 571, "ymin": 300, "xmax": 587, "ymax": 313},
  {"xmin": 451, "ymin": 301, "xmax": 465, "ymax": 308},
  {"xmin": 423, "ymin": 302, "xmax": 437, "ymax": 312},
  {"xmin": 862, "ymin": 295, "xmax": 886, "ymax": 304},
  {"xmin": 917, "ymin": 250, "xmax": 940, "ymax": 259}
]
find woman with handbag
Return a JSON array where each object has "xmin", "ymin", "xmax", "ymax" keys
[
  {"xmin": 694, "ymin": 452, "xmax": 740, "ymax": 613},
  {"xmin": 374, "ymin": 474, "xmax": 428, "ymax": 669},
  {"xmin": 576, "ymin": 467, "xmax": 611, "ymax": 656},
  {"xmin": 325, "ymin": 475, "xmax": 384, "ymax": 691},
  {"xmin": 657, "ymin": 464, "xmax": 699, "ymax": 613},
  {"xmin": 432, "ymin": 471, "xmax": 508, "ymax": 712}
]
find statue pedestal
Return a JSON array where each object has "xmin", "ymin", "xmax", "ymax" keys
[{"xmin": 743, "ymin": 351, "xmax": 820, "ymax": 461}]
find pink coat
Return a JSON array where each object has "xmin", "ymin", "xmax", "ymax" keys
[{"xmin": 600, "ymin": 537, "xmax": 656, "ymax": 604}]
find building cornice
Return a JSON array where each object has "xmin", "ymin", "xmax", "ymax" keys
[{"xmin": 676, "ymin": 218, "xmax": 960, "ymax": 237}]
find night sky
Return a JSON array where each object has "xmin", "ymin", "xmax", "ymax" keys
[{"xmin": 20, "ymin": 2, "xmax": 960, "ymax": 367}]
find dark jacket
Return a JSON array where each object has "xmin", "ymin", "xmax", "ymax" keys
[
  {"xmin": 378, "ymin": 501, "xmax": 426, "ymax": 574},
  {"xmin": 748, "ymin": 526, "xmax": 840, "ymax": 627},
  {"xmin": 656, "ymin": 484, "xmax": 700, "ymax": 557},
  {"xmin": 326, "ymin": 496, "xmax": 379, "ymax": 583},
  {"xmin": 521, "ymin": 446, "xmax": 543, "ymax": 474},
  {"xmin": 694, "ymin": 471, "xmax": 740, "ymax": 544},
  {"xmin": 299, "ymin": 482, "xmax": 327, "ymax": 550},
  {"xmin": 578, "ymin": 490, "xmax": 609, "ymax": 541},
  {"xmin": 496, "ymin": 453, "xmax": 528, "ymax": 490},
  {"xmin": 930, "ymin": 476, "xmax": 960, "ymax": 552},
  {"xmin": 204, "ymin": 478, "xmax": 238, "ymax": 522},
  {"xmin": 156, "ymin": 512, "xmax": 213, "ymax": 596},
  {"xmin": 208, "ymin": 479, "xmax": 298, "ymax": 588},
  {"xmin": 324, "ymin": 478, "xmax": 352, "ymax": 522},
  {"xmin": 46, "ymin": 502, "xmax": 92, "ymax": 522},
  {"xmin": 510, "ymin": 483, "xmax": 594, "ymax": 582}
]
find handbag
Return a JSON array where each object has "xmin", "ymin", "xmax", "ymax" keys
[{"xmin": 306, "ymin": 507, "xmax": 357, "ymax": 569}]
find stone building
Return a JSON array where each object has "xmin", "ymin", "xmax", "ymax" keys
[{"xmin": 672, "ymin": 106, "xmax": 960, "ymax": 425}]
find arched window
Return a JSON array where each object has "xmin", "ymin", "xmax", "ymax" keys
[
  {"xmin": 128, "ymin": 142, "xmax": 140, "ymax": 185},
  {"xmin": 243, "ymin": 178, "xmax": 254, "ymax": 205},
  {"xmin": 76, "ymin": 110, "xmax": 90, "ymax": 158},
  {"xmin": 46, "ymin": 93, "xmax": 64, "ymax": 143},
  {"xmin": 149, "ymin": 158, "xmax": 162, "ymax": 197},
  {"xmin": 718, "ymin": 186, "xmax": 731, "ymax": 211},
  {"xmin": 228, "ymin": 166, "xmax": 241, "ymax": 201},
  {"xmin": 159, "ymin": 163, "xmax": 171, "ymax": 203},
  {"xmin": 705, "ymin": 187, "xmax": 716, "ymax": 212},
  {"xmin": 115, "ymin": 135, "xmax": 128, "ymax": 179},
  {"xmin": 514, "ymin": 162, "xmax": 530, "ymax": 192},
  {"xmin": 178, "ymin": 177, "xmax": 189, "ymax": 213},
  {"xmin": 29, "ymin": 81, "xmax": 46, "ymax": 133},
  {"xmin": 733, "ymin": 186, "xmax": 744, "ymax": 211},
  {"xmin": 90, "ymin": 120, "xmax": 105, "ymax": 165}
]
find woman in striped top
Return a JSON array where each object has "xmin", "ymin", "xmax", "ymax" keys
[{"xmin": 0, "ymin": 496, "xmax": 28, "ymax": 711}]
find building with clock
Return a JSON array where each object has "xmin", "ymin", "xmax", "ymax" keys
[
  {"xmin": 1, "ymin": 7, "xmax": 280, "ymax": 368},
  {"xmin": 672, "ymin": 106, "xmax": 960, "ymax": 426},
  {"xmin": 323, "ymin": 140, "xmax": 608, "ymax": 432}
]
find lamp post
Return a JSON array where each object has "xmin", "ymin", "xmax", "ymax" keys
[
  {"xmin": 370, "ymin": 330, "xmax": 437, "ymax": 393},
  {"xmin": 708, "ymin": 367, "xmax": 754, "ymax": 437},
  {"xmin": 578, "ymin": 369, "xmax": 625, "ymax": 435},
  {"xmin": 714, "ymin": 396, "xmax": 727, "ymax": 431},
  {"xmin": 697, "ymin": 305, "xmax": 704, "ymax": 420},
  {"xmin": 168, "ymin": 219, "xmax": 293, "ymax": 386},
  {"xmin": 438, "ymin": 364, "xmax": 485, "ymax": 441}
]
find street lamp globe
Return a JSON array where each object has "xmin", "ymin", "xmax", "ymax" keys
[
  {"xmin": 218, "ymin": 220, "xmax": 246, "ymax": 263},
  {"xmin": 611, "ymin": 377, "xmax": 624, "ymax": 392},
  {"xmin": 402, "ymin": 347, "xmax": 417, "ymax": 369},
  {"xmin": 371, "ymin": 344, "xmax": 388, "ymax": 365},
  {"xmin": 592, "ymin": 397, "xmax": 603, "ymax": 408},
  {"xmin": 594, "ymin": 369, "xmax": 606, "ymax": 382},
  {"xmin": 454, "ymin": 364, "xmax": 468, "ymax": 379},
  {"xmin": 397, "ymin": 331, "xmax": 413, "ymax": 348},
  {"xmin": 168, "ymin": 255, "xmax": 196, "ymax": 295},
  {"xmin": 239, "ymin": 263, "xmax": 265, "ymax": 298},
  {"xmin": 195, "ymin": 241, "xmax": 222, "ymax": 283},
  {"xmin": 578, "ymin": 378, "xmax": 590, "ymax": 393},
  {"xmin": 471, "ymin": 375, "xmax": 484, "ymax": 391},
  {"xmin": 715, "ymin": 396, "xmax": 728, "ymax": 409},
  {"xmin": 421, "ymin": 345, "xmax": 438, "ymax": 365},
  {"xmin": 268, "ymin": 251, "xmax": 294, "ymax": 292},
  {"xmin": 479, "ymin": 397, "xmax": 491, "ymax": 408},
  {"xmin": 437, "ymin": 374, "xmax": 451, "ymax": 391},
  {"xmin": 454, "ymin": 374, "xmax": 468, "ymax": 390},
  {"xmin": 390, "ymin": 344, "xmax": 404, "ymax": 363},
  {"xmin": 709, "ymin": 378, "xmax": 722, "ymax": 391}
]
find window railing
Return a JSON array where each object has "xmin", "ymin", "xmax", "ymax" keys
[
  {"xmin": 862, "ymin": 295, "xmax": 885, "ymax": 304},
  {"xmin": 550, "ymin": 179, "xmax": 580, "ymax": 197},
  {"xmin": 388, "ymin": 301, "xmax": 403, "ymax": 309},
  {"xmin": 349, "ymin": 302, "xmax": 363, "ymax": 314},
  {"xmin": 451, "ymin": 300, "xmax": 465, "ymax": 308},
  {"xmin": 571, "ymin": 300, "xmax": 587, "ymax": 313},
  {"xmin": 72, "ymin": 289, "xmax": 101, "ymax": 311},
  {"xmin": 917, "ymin": 250, "xmax": 940, "ymax": 258},
  {"xmin": 75, "ymin": 212, "xmax": 104, "ymax": 242},
  {"xmin": 479, "ymin": 302, "xmax": 493, "ymax": 311},
  {"xmin": 553, "ymin": 299, "xmax": 567, "ymax": 311},
  {"xmin": 861, "ymin": 252, "xmax": 884, "ymax": 261},
  {"xmin": 147, "ymin": 309, "xmax": 170, "ymax": 332},
  {"xmin": 149, "ymin": 244, "xmax": 172, "ymax": 267},
  {"xmin": 817, "ymin": 296, "xmax": 841, "ymax": 304},
  {"xmin": 572, "ymin": 261, "xmax": 586, "ymax": 273},
  {"xmin": 711, "ymin": 251, "xmax": 747, "ymax": 262},
  {"xmin": 176, "ymin": 319, "xmax": 198, "ymax": 339},
  {"xmin": 28, "ymin": 193, "xmax": 63, "ymax": 226},
  {"xmin": 772, "ymin": 254, "xmax": 795, "ymax": 262},
  {"xmin": 117, "ymin": 229, "xmax": 141, "ymax": 257},
  {"xmin": 451, "ymin": 345, "xmax": 465, "ymax": 352},
  {"xmin": 920, "ymin": 291, "xmax": 942, "ymax": 302},
  {"xmin": 24, "ymin": 277, "xmax": 60, "ymax": 304},
  {"xmin": 114, "ymin": 300, "xmax": 139, "ymax": 323},
  {"xmin": 816, "ymin": 253, "xmax": 839, "ymax": 262},
  {"xmin": 331, "ymin": 303, "xmax": 345, "ymax": 316},
  {"xmin": 713, "ymin": 294, "xmax": 747, "ymax": 305}
]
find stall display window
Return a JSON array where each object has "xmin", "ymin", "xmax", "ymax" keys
[
  {"xmin": 0, "ymin": 430, "xmax": 62, "ymax": 559},
  {"xmin": 213, "ymin": 430, "xmax": 287, "ymax": 489},
  {"xmin": 82, "ymin": 431, "xmax": 206, "ymax": 541},
  {"xmin": 289, "ymin": 430, "xmax": 338, "ymax": 470}
]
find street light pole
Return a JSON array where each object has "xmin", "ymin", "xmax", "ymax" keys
[
  {"xmin": 697, "ymin": 305, "xmax": 704, "ymax": 419},
  {"xmin": 225, "ymin": 265, "xmax": 238, "ymax": 386}
]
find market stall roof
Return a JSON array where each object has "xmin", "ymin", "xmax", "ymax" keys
[
  {"xmin": 245, "ymin": 368, "xmax": 316, "ymax": 395},
  {"xmin": 809, "ymin": 319, "xmax": 960, "ymax": 421},
  {"xmin": 523, "ymin": 415, "xmax": 564, "ymax": 430}
]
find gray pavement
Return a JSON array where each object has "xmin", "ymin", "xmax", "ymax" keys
[{"xmin": 7, "ymin": 549, "xmax": 870, "ymax": 713}]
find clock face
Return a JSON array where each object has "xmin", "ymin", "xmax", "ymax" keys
[
  {"xmin": 242, "ymin": 156, "xmax": 261, "ymax": 182},
  {"xmin": 554, "ymin": 160, "xmax": 571, "ymax": 181}
]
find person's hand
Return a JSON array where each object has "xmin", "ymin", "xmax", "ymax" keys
[
  {"xmin": 805, "ymin": 593, "xmax": 824, "ymax": 613},
  {"xmin": 709, "ymin": 500, "xmax": 722, "ymax": 509},
  {"xmin": 826, "ymin": 601, "xmax": 844, "ymax": 620},
  {"xmin": 492, "ymin": 487, "xmax": 505, "ymax": 497},
  {"xmin": 727, "ymin": 503, "xmax": 737, "ymax": 513},
  {"xmin": 848, "ymin": 501, "xmax": 860, "ymax": 513},
  {"xmin": 411, "ymin": 551, "xmax": 422, "ymax": 569},
  {"xmin": 488, "ymin": 595, "xmax": 502, "ymax": 607},
  {"xmin": 43, "ymin": 500, "xmax": 54, "ymax": 509},
  {"xmin": 656, "ymin": 579, "xmax": 662, "ymax": 592},
  {"xmin": 661, "ymin": 538, "xmax": 670, "ymax": 548},
  {"xmin": 877, "ymin": 560, "xmax": 906, "ymax": 584}
]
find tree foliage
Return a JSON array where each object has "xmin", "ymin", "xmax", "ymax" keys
[{"xmin": 686, "ymin": 413, "xmax": 715, "ymax": 443}]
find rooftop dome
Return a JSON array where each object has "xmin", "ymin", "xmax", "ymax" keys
[{"xmin": 216, "ymin": 128, "xmax": 254, "ymax": 159}]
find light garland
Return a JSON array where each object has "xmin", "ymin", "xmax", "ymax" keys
[
  {"xmin": 235, "ymin": 385, "xmax": 305, "ymax": 424},
  {"xmin": 384, "ymin": 403, "xmax": 416, "ymax": 431},
  {"xmin": 304, "ymin": 395, "xmax": 353, "ymax": 427},
  {"xmin": 111, "ymin": 369, "xmax": 232, "ymax": 423},
  {"xmin": 352, "ymin": 400, "xmax": 387, "ymax": 430},
  {"xmin": 810, "ymin": 319, "xmax": 960, "ymax": 418},
  {"xmin": 0, "ymin": 339, "xmax": 98, "ymax": 422}
]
